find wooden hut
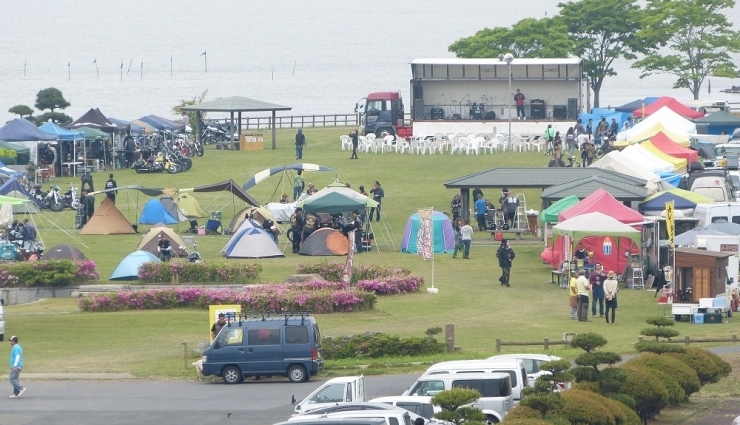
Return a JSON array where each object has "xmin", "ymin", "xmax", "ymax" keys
[{"xmin": 674, "ymin": 247, "xmax": 732, "ymax": 302}]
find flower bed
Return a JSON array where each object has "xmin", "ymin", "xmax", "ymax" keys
[
  {"xmin": 295, "ymin": 262, "xmax": 410, "ymax": 284},
  {"xmin": 78, "ymin": 285, "xmax": 376, "ymax": 313},
  {"xmin": 0, "ymin": 260, "xmax": 100, "ymax": 287},
  {"xmin": 356, "ymin": 276, "xmax": 425, "ymax": 295},
  {"xmin": 137, "ymin": 262, "xmax": 261, "ymax": 284}
]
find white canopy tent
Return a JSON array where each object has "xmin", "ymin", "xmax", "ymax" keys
[{"xmin": 620, "ymin": 144, "xmax": 674, "ymax": 173}]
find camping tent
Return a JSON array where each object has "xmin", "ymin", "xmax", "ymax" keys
[
  {"xmin": 228, "ymin": 206, "xmax": 277, "ymax": 233},
  {"xmin": 648, "ymin": 132, "xmax": 699, "ymax": 163},
  {"xmin": 159, "ymin": 197, "xmax": 188, "ymax": 222},
  {"xmin": 693, "ymin": 111, "xmax": 740, "ymax": 136},
  {"xmin": 44, "ymin": 244, "xmax": 87, "ymax": 260},
  {"xmin": 69, "ymin": 108, "xmax": 118, "ymax": 130},
  {"xmin": 0, "ymin": 194, "xmax": 30, "ymax": 218},
  {"xmin": 559, "ymin": 188, "xmax": 644, "ymax": 224},
  {"xmin": 675, "ymin": 222, "xmax": 740, "ymax": 246},
  {"xmin": 0, "ymin": 178, "xmax": 43, "ymax": 211},
  {"xmin": 633, "ymin": 96, "xmax": 704, "ymax": 119},
  {"xmin": 174, "ymin": 193, "xmax": 207, "ymax": 219},
  {"xmin": 80, "ymin": 197, "xmax": 136, "ymax": 235},
  {"xmin": 139, "ymin": 198, "xmax": 180, "ymax": 225},
  {"xmin": 138, "ymin": 115, "xmax": 186, "ymax": 132},
  {"xmin": 299, "ymin": 228, "xmax": 349, "ymax": 256},
  {"xmin": 638, "ymin": 191, "xmax": 704, "ymax": 214},
  {"xmin": 647, "ymin": 188, "xmax": 714, "ymax": 205},
  {"xmin": 589, "ymin": 151, "xmax": 661, "ymax": 192},
  {"xmin": 109, "ymin": 118, "xmax": 145, "ymax": 134},
  {"xmin": 640, "ymin": 142, "xmax": 687, "ymax": 173},
  {"xmin": 297, "ymin": 183, "xmax": 378, "ymax": 214},
  {"xmin": 617, "ymin": 107, "xmax": 696, "ymax": 145},
  {"xmin": 0, "ymin": 203, "xmax": 11, "ymax": 226},
  {"xmin": 619, "ymin": 145, "xmax": 674, "ymax": 173},
  {"xmin": 541, "ymin": 195, "xmax": 580, "ymax": 224},
  {"xmin": 552, "ymin": 211, "xmax": 641, "ymax": 245},
  {"xmin": 0, "ymin": 141, "xmax": 31, "ymax": 165},
  {"xmin": 614, "ymin": 97, "xmax": 660, "ymax": 113},
  {"xmin": 110, "ymin": 250, "xmax": 160, "ymax": 280},
  {"xmin": 136, "ymin": 225, "xmax": 188, "ymax": 258},
  {"xmin": 0, "ymin": 118, "xmax": 58, "ymax": 166},
  {"xmin": 222, "ymin": 219, "xmax": 284, "ymax": 258},
  {"xmin": 400, "ymin": 211, "xmax": 455, "ymax": 254}
]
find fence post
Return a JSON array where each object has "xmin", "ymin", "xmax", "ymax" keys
[
  {"xmin": 685, "ymin": 335, "xmax": 691, "ymax": 346},
  {"xmin": 544, "ymin": 338, "xmax": 549, "ymax": 350},
  {"xmin": 733, "ymin": 334, "xmax": 737, "ymax": 343},
  {"xmin": 495, "ymin": 338, "xmax": 501, "ymax": 353},
  {"xmin": 181, "ymin": 341, "xmax": 188, "ymax": 370},
  {"xmin": 638, "ymin": 336, "xmax": 643, "ymax": 343},
  {"xmin": 445, "ymin": 324, "xmax": 455, "ymax": 354}
]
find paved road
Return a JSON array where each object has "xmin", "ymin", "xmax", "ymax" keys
[{"xmin": 0, "ymin": 374, "xmax": 419, "ymax": 425}]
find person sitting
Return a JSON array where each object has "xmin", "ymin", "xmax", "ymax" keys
[{"xmin": 157, "ymin": 235, "xmax": 172, "ymax": 262}]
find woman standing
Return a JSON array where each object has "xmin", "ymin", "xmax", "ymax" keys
[
  {"xmin": 460, "ymin": 219, "xmax": 473, "ymax": 259},
  {"xmin": 569, "ymin": 271, "xmax": 578, "ymax": 319},
  {"xmin": 604, "ymin": 270, "xmax": 619, "ymax": 324}
]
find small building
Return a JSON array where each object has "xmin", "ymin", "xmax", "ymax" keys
[
  {"xmin": 409, "ymin": 58, "xmax": 586, "ymax": 132},
  {"xmin": 674, "ymin": 247, "xmax": 731, "ymax": 302}
]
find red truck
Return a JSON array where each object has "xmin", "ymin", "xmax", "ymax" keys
[{"xmin": 360, "ymin": 91, "xmax": 413, "ymax": 138}]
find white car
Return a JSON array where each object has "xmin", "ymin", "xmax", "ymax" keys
[
  {"xmin": 487, "ymin": 354, "xmax": 562, "ymax": 388},
  {"xmin": 370, "ymin": 396, "xmax": 440, "ymax": 420},
  {"xmin": 734, "ymin": 415, "xmax": 740, "ymax": 425}
]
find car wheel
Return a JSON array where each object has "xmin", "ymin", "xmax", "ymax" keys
[
  {"xmin": 484, "ymin": 415, "xmax": 499, "ymax": 424},
  {"xmin": 222, "ymin": 366, "xmax": 242, "ymax": 384},
  {"xmin": 287, "ymin": 365, "xmax": 307, "ymax": 383}
]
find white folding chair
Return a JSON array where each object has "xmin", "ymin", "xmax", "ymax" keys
[
  {"xmin": 511, "ymin": 134, "xmax": 523, "ymax": 152},
  {"xmin": 340, "ymin": 135, "xmax": 351, "ymax": 151},
  {"xmin": 365, "ymin": 134, "xmax": 377, "ymax": 153},
  {"xmin": 495, "ymin": 134, "xmax": 508, "ymax": 151},
  {"xmin": 382, "ymin": 135, "xmax": 396, "ymax": 153},
  {"xmin": 397, "ymin": 137, "xmax": 410, "ymax": 154},
  {"xmin": 466, "ymin": 137, "xmax": 482, "ymax": 155}
]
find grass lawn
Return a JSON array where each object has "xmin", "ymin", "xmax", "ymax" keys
[{"xmin": 6, "ymin": 126, "xmax": 739, "ymax": 384}]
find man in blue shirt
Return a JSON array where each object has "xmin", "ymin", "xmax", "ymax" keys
[
  {"xmin": 8, "ymin": 335, "xmax": 25, "ymax": 398},
  {"xmin": 474, "ymin": 194, "xmax": 487, "ymax": 232}
]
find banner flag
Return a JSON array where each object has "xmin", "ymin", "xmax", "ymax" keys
[
  {"xmin": 666, "ymin": 201, "xmax": 675, "ymax": 249},
  {"xmin": 417, "ymin": 208, "xmax": 434, "ymax": 261},
  {"xmin": 340, "ymin": 231, "xmax": 355, "ymax": 284}
]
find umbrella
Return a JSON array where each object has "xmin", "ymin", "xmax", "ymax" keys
[{"xmin": 243, "ymin": 163, "xmax": 335, "ymax": 190}]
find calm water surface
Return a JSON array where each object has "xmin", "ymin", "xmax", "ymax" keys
[{"xmin": 2, "ymin": 0, "xmax": 740, "ymax": 123}]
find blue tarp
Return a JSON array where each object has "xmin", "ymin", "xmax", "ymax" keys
[
  {"xmin": 139, "ymin": 199, "xmax": 178, "ymax": 224},
  {"xmin": 38, "ymin": 122, "xmax": 84, "ymax": 141},
  {"xmin": 0, "ymin": 118, "xmax": 58, "ymax": 142},
  {"xmin": 110, "ymin": 250, "xmax": 160, "ymax": 280},
  {"xmin": 0, "ymin": 178, "xmax": 44, "ymax": 209},
  {"xmin": 638, "ymin": 192, "xmax": 697, "ymax": 212},
  {"xmin": 110, "ymin": 117, "xmax": 145, "ymax": 134},
  {"xmin": 578, "ymin": 110, "xmax": 630, "ymax": 134},
  {"xmin": 614, "ymin": 97, "xmax": 660, "ymax": 113},
  {"xmin": 656, "ymin": 172, "xmax": 682, "ymax": 187},
  {"xmin": 137, "ymin": 115, "xmax": 185, "ymax": 132}
]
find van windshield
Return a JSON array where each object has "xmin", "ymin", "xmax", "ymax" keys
[{"xmin": 452, "ymin": 377, "xmax": 512, "ymax": 397}]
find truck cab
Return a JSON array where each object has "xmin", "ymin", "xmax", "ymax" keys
[
  {"xmin": 361, "ymin": 92, "xmax": 411, "ymax": 138},
  {"xmin": 293, "ymin": 375, "xmax": 366, "ymax": 415}
]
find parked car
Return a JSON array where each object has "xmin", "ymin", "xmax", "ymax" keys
[
  {"xmin": 369, "ymin": 396, "xmax": 439, "ymax": 420},
  {"xmin": 293, "ymin": 376, "xmax": 365, "ymax": 415},
  {"xmin": 288, "ymin": 408, "xmax": 414, "ymax": 425},
  {"xmin": 274, "ymin": 418, "xmax": 387, "ymax": 425},
  {"xmin": 486, "ymin": 354, "xmax": 562, "ymax": 387}
]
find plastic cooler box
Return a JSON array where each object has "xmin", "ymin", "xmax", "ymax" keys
[
  {"xmin": 693, "ymin": 313, "xmax": 704, "ymax": 324},
  {"xmin": 713, "ymin": 298, "xmax": 727, "ymax": 308},
  {"xmin": 705, "ymin": 313, "xmax": 723, "ymax": 324}
]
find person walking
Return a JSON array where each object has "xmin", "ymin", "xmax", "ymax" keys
[
  {"xmin": 80, "ymin": 171, "xmax": 94, "ymax": 192},
  {"xmin": 21, "ymin": 219, "xmax": 36, "ymax": 251},
  {"xmin": 514, "ymin": 89, "xmax": 525, "ymax": 119},
  {"xmin": 575, "ymin": 269, "xmax": 591, "ymax": 321},
  {"xmin": 451, "ymin": 218, "xmax": 464, "ymax": 259},
  {"xmin": 496, "ymin": 239, "xmax": 515, "ymax": 286},
  {"xmin": 460, "ymin": 219, "xmax": 473, "ymax": 259},
  {"xmin": 295, "ymin": 128, "xmax": 306, "ymax": 160},
  {"xmin": 369, "ymin": 181, "xmax": 384, "ymax": 222},
  {"xmin": 604, "ymin": 270, "xmax": 619, "ymax": 324},
  {"xmin": 569, "ymin": 271, "xmax": 578, "ymax": 319},
  {"xmin": 289, "ymin": 207, "xmax": 305, "ymax": 253},
  {"xmin": 293, "ymin": 170, "xmax": 304, "ymax": 201},
  {"xmin": 349, "ymin": 129, "xmax": 359, "ymax": 159},
  {"xmin": 104, "ymin": 173, "xmax": 117, "ymax": 203},
  {"xmin": 8, "ymin": 336, "xmax": 25, "ymax": 398},
  {"xmin": 590, "ymin": 263, "xmax": 607, "ymax": 318},
  {"xmin": 474, "ymin": 194, "xmax": 486, "ymax": 232}
]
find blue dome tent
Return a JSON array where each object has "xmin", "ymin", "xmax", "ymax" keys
[
  {"xmin": 139, "ymin": 199, "xmax": 178, "ymax": 225},
  {"xmin": 110, "ymin": 250, "xmax": 159, "ymax": 280}
]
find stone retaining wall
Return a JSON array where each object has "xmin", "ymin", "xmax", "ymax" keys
[{"xmin": 1, "ymin": 288, "xmax": 73, "ymax": 306}]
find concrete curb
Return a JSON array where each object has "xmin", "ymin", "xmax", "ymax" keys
[{"xmin": 0, "ymin": 373, "xmax": 137, "ymax": 380}]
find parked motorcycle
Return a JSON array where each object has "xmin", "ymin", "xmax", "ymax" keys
[
  {"xmin": 180, "ymin": 241, "xmax": 203, "ymax": 263},
  {"xmin": 132, "ymin": 152, "xmax": 165, "ymax": 174},
  {"xmin": 63, "ymin": 183, "xmax": 80, "ymax": 210}
]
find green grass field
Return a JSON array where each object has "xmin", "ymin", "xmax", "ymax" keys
[{"xmin": 6, "ymin": 127, "xmax": 739, "ymax": 383}]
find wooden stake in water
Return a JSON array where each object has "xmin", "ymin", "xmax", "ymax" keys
[
  {"xmin": 201, "ymin": 51, "xmax": 207, "ymax": 73},
  {"xmin": 171, "ymin": 55, "xmax": 173, "ymax": 76},
  {"xmin": 68, "ymin": 62, "xmax": 70, "ymax": 81},
  {"xmin": 140, "ymin": 61, "xmax": 143, "ymax": 79},
  {"xmin": 292, "ymin": 60, "xmax": 296, "ymax": 76},
  {"xmin": 92, "ymin": 59, "xmax": 98, "ymax": 77},
  {"xmin": 120, "ymin": 60, "xmax": 123, "ymax": 82},
  {"xmin": 23, "ymin": 59, "xmax": 26, "ymax": 77},
  {"xmin": 272, "ymin": 65, "xmax": 274, "ymax": 80},
  {"xmin": 127, "ymin": 59, "xmax": 133, "ymax": 74}
]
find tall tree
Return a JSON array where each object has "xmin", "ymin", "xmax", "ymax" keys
[
  {"xmin": 8, "ymin": 105, "xmax": 33, "ymax": 118},
  {"xmin": 448, "ymin": 18, "xmax": 573, "ymax": 59},
  {"xmin": 632, "ymin": 0, "xmax": 740, "ymax": 100},
  {"xmin": 35, "ymin": 87, "xmax": 70, "ymax": 112},
  {"xmin": 558, "ymin": 0, "xmax": 647, "ymax": 108}
]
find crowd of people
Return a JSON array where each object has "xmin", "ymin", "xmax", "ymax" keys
[
  {"xmin": 451, "ymin": 188, "xmax": 520, "ymax": 232},
  {"xmin": 569, "ymin": 262, "xmax": 620, "ymax": 324},
  {"xmin": 545, "ymin": 116, "xmax": 634, "ymax": 167}
]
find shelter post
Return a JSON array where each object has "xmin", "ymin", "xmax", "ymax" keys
[
  {"xmin": 271, "ymin": 111, "xmax": 277, "ymax": 149},
  {"xmin": 230, "ymin": 111, "xmax": 235, "ymax": 150},
  {"xmin": 460, "ymin": 188, "xmax": 470, "ymax": 220},
  {"xmin": 238, "ymin": 111, "xmax": 242, "ymax": 144}
]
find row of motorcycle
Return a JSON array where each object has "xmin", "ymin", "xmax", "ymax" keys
[
  {"xmin": 201, "ymin": 120, "xmax": 237, "ymax": 145},
  {"xmin": 131, "ymin": 144, "xmax": 194, "ymax": 174},
  {"xmin": 27, "ymin": 183, "xmax": 79, "ymax": 212}
]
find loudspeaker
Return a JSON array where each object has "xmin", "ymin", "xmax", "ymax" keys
[
  {"xmin": 431, "ymin": 108, "xmax": 444, "ymax": 120},
  {"xmin": 485, "ymin": 111, "xmax": 497, "ymax": 120},
  {"xmin": 553, "ymin": 105, "xmax": 567, "ymax": 120},
  {"xmin": 530, "ymin": 99, "xmax": 545, "ymax": 120},
  {"xmin": 413, "ymin": 99, "xmax": 424, "ymax": 120}
]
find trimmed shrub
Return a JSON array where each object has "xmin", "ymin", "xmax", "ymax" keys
[
  {"xmin": 503, "ymin": 406, "xmax": 541, "ymax": 421},
  {"xmin": 0, "ymin": 260, "xmax": 99, "ymax": 287},
  {"xmin": 501, "ymin": 419, "xmax": 551, "ymax": 425},
  {"xmin": 667, "ymin": 347, "xmax": 732, "ymax": 385},
  {"xmin": 137, "ymin": 262, "xmax": 261, "ymax": 283},
  {"xmin": 557, "ymin": 389, "xmax": 617, "ymax": 425},
  {"xmin": 321, "ymin": 330, "xmax": 446, "ymax": 359},
  {"xmin": 640, "ymin": 327, "xmax": 679, "ymax": 340},
  {"xmin": 599, "ymin": 394, "xmax": 641, "ymax": 425},
  {"xmin": 570, "ymin": 332, "xmax": 608, "ymax": 353},
  {"xmin": 296, "ymin": 262, "xmax": 410, "ymax": 284},
  {"xmin": 634, "ymin": 341, "xmax": 687, "ymax": 354},
  {"xmin": 625, "ymin": 353, "xmax": 700, "ymax": 398},
  {"xmin": 432, "ymin": 388, "xmax": 486, "ymax": 425},
  {"xmin": 623, "ymin": 365, "xmax": 684, "ymax": 405},
  {"xmin": 356, "ymin": 276, "xmax": 424, "ymax": 294},
  {"xmin": 571, "ymin": 381, "xmax": 600, "ymax": 393},
  {"xmin": 620, "ymin": 367, "xmax": 670, "ymax": 423},
  {"xmin": 78, "ymin": 286, "xmax": 376, "ymax": 313}
]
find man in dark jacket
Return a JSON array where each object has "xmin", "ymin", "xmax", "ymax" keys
[
  {"xmin": 124, "ymin": 136, "xmax": 136, "ymax": 168},
  {"xmin": 82, "ymin": 190, "xmax": 95, "ymax": 221},
  {"xmin": 290, "ymin": 208, "xmax": 305, "ymax": 253},
  {"xmin": 295, "ymin": 128, "xmax": 306, "ymax": 159},
  {"xmin": 104, "ymin": 173, "xmax": 117, "ymax": 203},
  {"xmin": 80, "ymin": 171, "xmax": 94, "ymax": 192},
  {"xmin": 496, "ymin": 239, "xmax": 515, "ymax": 287}
]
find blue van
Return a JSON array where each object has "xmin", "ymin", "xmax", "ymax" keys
[{"xmin": 201, "ymin": 314, "xmax": 323, "ymax": 384}]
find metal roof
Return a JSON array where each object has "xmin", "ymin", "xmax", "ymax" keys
[
  {"xmin": 444, "ymin": 168, "xmax": 646, "ymax": 189},
  {"xmin": 540, "ymin": 175, "xmax": 649, "ymax": 201},
  {"xmin": 181, "ymin": 96, "xmax": 292, "ymax": 112},
  {"xmin": 674, "ymin": 247, "xmax": 733, "ymax": 259},
  {"xmin": 411, "ymin": 58, "xmax": 582, "ymax": 66}
]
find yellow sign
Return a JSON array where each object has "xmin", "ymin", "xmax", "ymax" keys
[
  {"xmin": 665, "ymin": 201, "xmax": 675, "ymax": 248},
  {"xmin": 208, "ymin": 304, "xmax": 241, "ymax": 341}
]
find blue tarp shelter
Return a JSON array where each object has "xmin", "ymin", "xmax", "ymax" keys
[
  {"xmin": 139, "ymin": 199, "xmax": 178, "ymax": 224},
  {"xmin": 0, "ymin": 118, "xmax": 58, "ymax": 142},
  {"xmin": 693, "ymin": 111, "xmax": 740, "ymax": 136},
  {"xmin": 110, "ymin": 250, "xmax": 160, "ymax": 280},
  {"xmin": 656, "ymin": 172, "xmax": 682, "ymax": 187},
  {"xmin": 138, "ymin": 115, "xmax": 185, "ymax": 132},
  {"xmin": 614, "ymin": 97, "xmax": 660, "ymax": 113},
  {"xmin": 0, "ymin": 161, "xmax": 22, "ymax": 178},
  {"xmin": 638, "ymin": 192, "xmax": 697, "ymax": 212},
  {"xmin": 578, "ymin": 110, "xmax": 630, "ymax": 134},
  {"xmin": 0, "ymin": 178, "xmax": 43, "ymax": 210},
  {"xmin": 110, "ymin": 118, "xmax": 145, "ymax": 134},
  {"xmin": 400, "ymin": 211, "xmax": 455, "ymax": 254},
  {"xmin": 39, "ymin": 122, "xmax": 84, "ymax": 172}
]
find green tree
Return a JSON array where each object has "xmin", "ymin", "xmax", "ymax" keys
[
  {"xmin": 36, "ymin": 112, "xmax": 73, "ymax": 125},
  {"xmin": 558, "ymin": 0, "xmax": 647, "ymax": 107},
  {"xmin": 35, "ymin": 87, "xmax": 71, "ymax": 112},
  {"xmin": 633, "ymin": 0, "xmax": 740, "ymax": 100},
  {"xmin": 172, "ymin": 89, "xmax": 208, "ymax": 131},
  {"xmin": 448, "ymin": 18, "xmax": 573, "ymax": 59},
  {"xmin": 431, "ymin": 388, "xmax": 485, "ymax": 425},
  {"xmin": 638, "ymin": 316, "xmax": 679, "ymax": 343},
  {"xmin": 520, "ymin": 359, "xmax": 572, "ymax": 419},
  {"xmin": 8, "ymin": 105, "xmax": 33, "ymax": 118}
]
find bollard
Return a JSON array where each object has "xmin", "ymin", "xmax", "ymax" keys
[
  {"xmin": 733, "ymin": 334, "xmax": 737, "ymax": 343},
  {"xmin": 685, "ymin": 336, "xmax": 690, "ymax": 346},
  {"xmin": 445, "ymin": 324, "xmax": 455, "ymax": 354},
  {"xmin": 544, "ymin": 338, "xmax": 549, "ymax": 350},
  {"xmin": 495, "ymin": 338, "xmax": 501, "ymax": 353},
  {"xmin": 181, "ymin": 341, "xmax": 188, "ymax": 370}
]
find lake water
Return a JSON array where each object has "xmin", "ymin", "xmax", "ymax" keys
[{"xmin": 2, "ymin": 0, "xmax": 740, "ymax": 123}]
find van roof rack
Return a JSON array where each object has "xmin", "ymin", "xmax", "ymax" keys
[{"xmin": 225, "ymin": 311, "xmax": 312, "ymax": 327}]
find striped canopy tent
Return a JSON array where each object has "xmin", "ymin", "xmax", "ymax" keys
[{"xmin": 640, "ymin": 142, "xmax": 687, "ymax": 172}]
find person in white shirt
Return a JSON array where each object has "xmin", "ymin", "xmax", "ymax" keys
[
  {"xmin": 460, "ymin": 219, "xmax": 474, "ymax": 259},
  {"xmin": 575, "ymin": 270, "xmax": 592, "ymax": 322},
  {"xmin": 603, "ymin": 270, "xmax": 620, "ymax": 324}
]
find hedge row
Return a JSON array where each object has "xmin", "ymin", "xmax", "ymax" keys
[
  {"xmin": 296, "ymin": 262, "xmax": 410, "ymax": 284},
  {"xmin": 137, "ymin": 262, "xmax": 261, "ymax": 284},
  {"xmin": 0, "ymin": 260, "xmax": 100, "ymax": 287},
  {"xmin": 322, "ymin": 331, "xmax": 445, "ymax": 360},
  {"xmin": 78, "ymin": 285, "xmax": 376, "ymax": 313}
]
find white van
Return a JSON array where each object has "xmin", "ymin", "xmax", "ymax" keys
[
  {"xmin": 405, "ymin": 372, "xmax": 513, "ymax": 423},
  {"xmin": 690, "ymin": 174, "xmax": 735, "ymax": 202},
  {"xmin": 369, "ymin": 396, "xmax": 439, "ymax": 420},
  {"xmin": 486, "ymin": 354, "xmax": 561, "ymax": 387},
  {"xmin": 405, "ymin": 359, "xmax": 528, "ymax": 405},
  {"xmin": 693, "ymin": 202, "xmax": 740, "ymax": 227}
]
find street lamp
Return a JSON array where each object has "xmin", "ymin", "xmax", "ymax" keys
[{"xmin": 499, "ymin": 53, "xmax": 514, "ymax": 150}]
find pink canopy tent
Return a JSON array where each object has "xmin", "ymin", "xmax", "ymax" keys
[
  {"xmin": 559, "ymin": 188, "xmax": 644, "ymax": 223},
  {"xmin": 633, "ymin": 96, "xmax": 704, "ymax": 119},
  {"xmin": 648, "ymin": 132, "xmax": 699, "ymax": 163}
]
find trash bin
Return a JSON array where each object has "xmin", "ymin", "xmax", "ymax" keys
[{"xmin": 526, "ymin": 210, "xmax": 539, "ymax": 237}]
